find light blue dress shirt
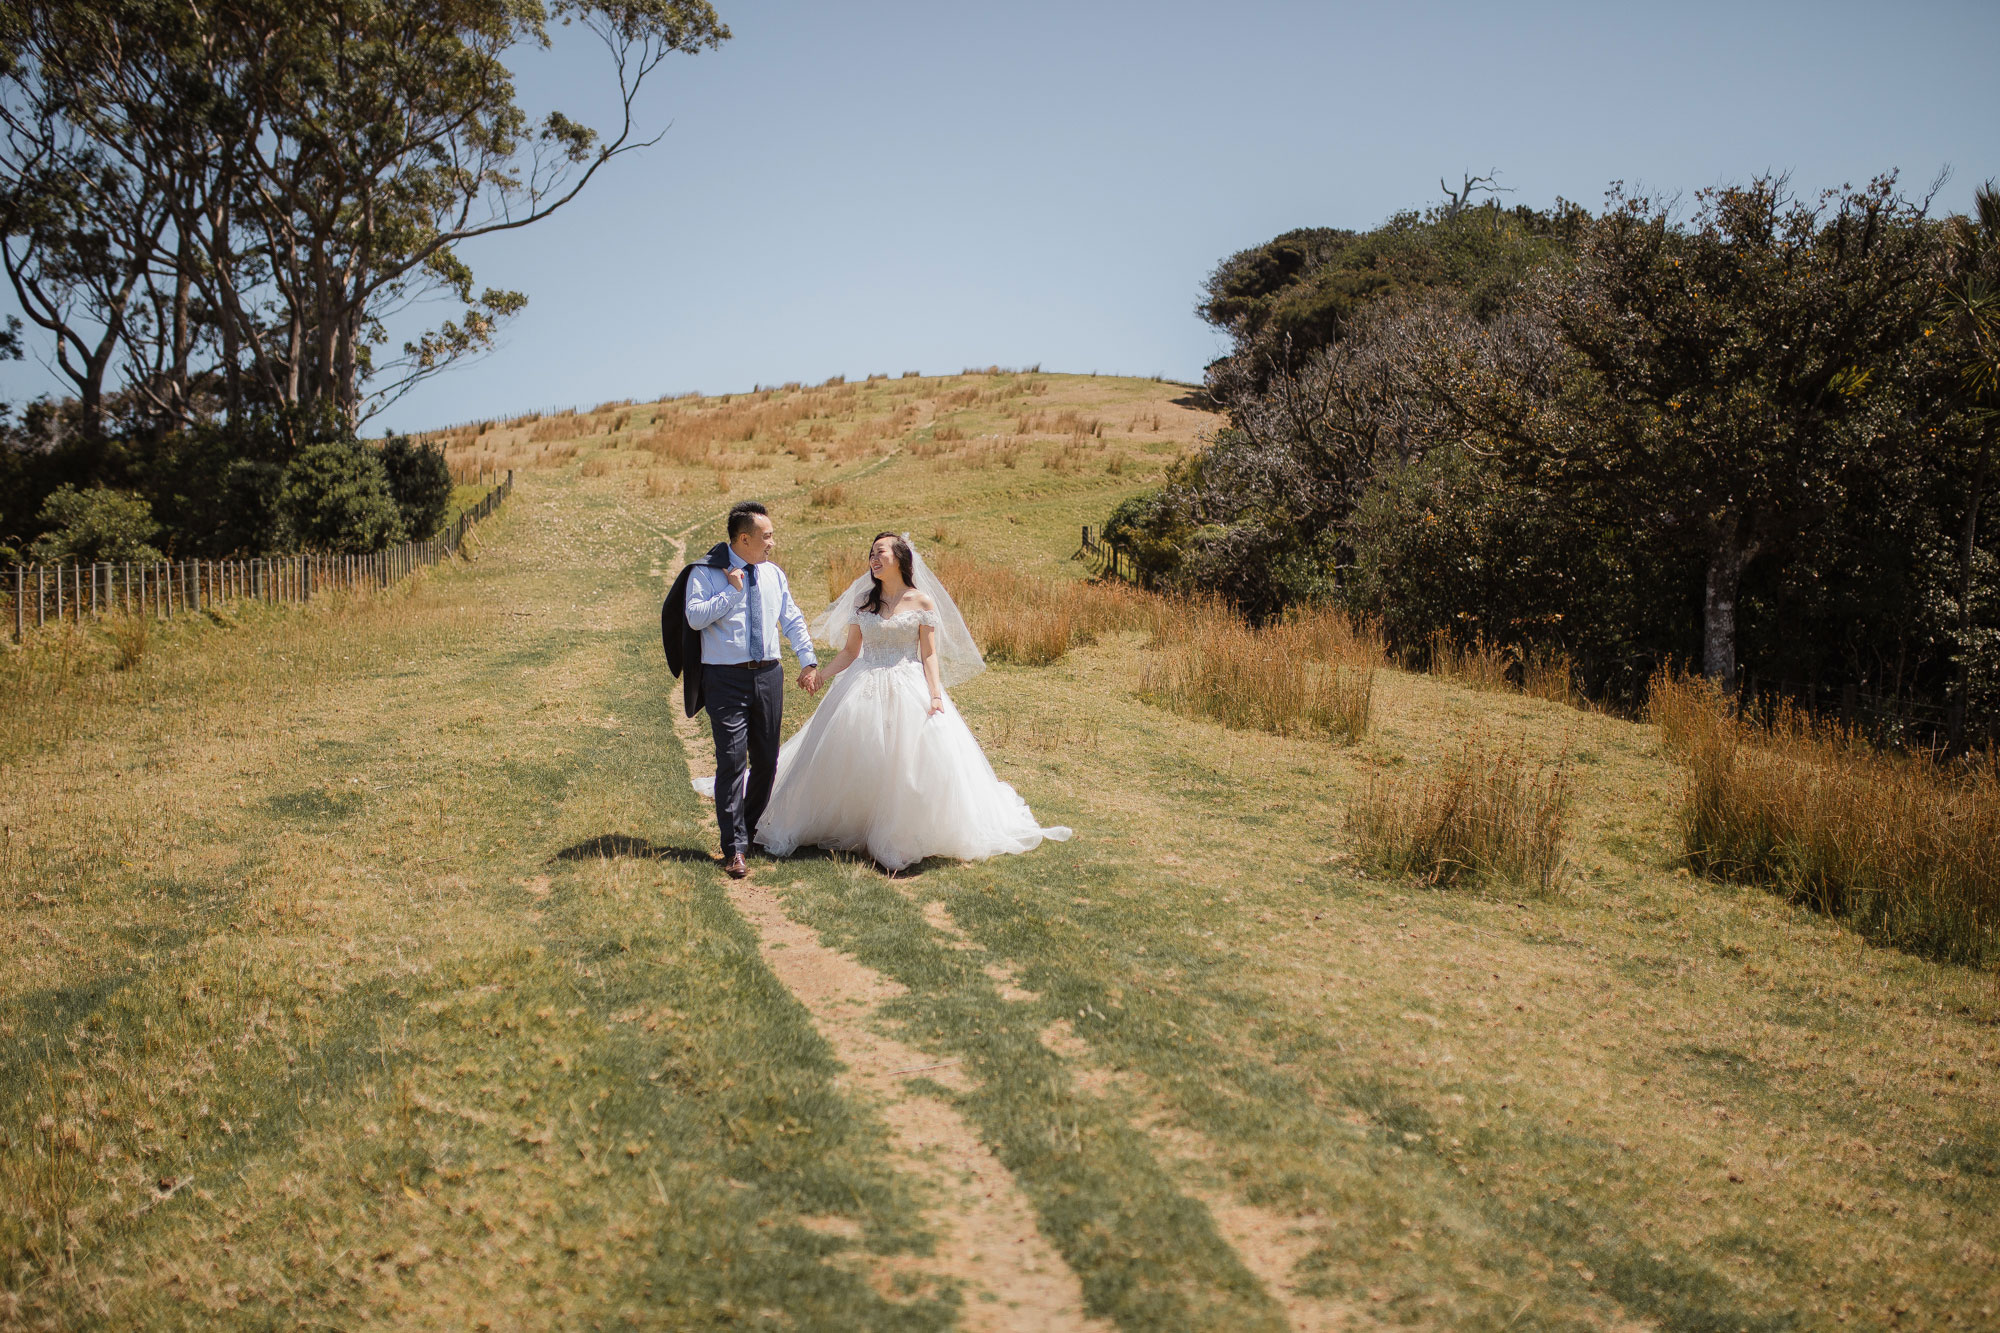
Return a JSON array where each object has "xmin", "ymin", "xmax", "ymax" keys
[{"xmin": 685, "ymin": 547, "xmax": 818, "ymax": 667}]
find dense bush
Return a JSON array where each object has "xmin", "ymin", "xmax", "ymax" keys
[
  {"xmin": 2, "ymin": 403, "xmax": 425, "ymax": 558},
  {"xmin": 278, "ymin": 440, "xmax": 407, "ymax": 553},
  {"xmin": 1344, "ymin": 446, "xmax": 1694, "ymax": 701},
  {"xmin": 1113, "ymin": 174, "xmax": 2000, "ymax": 742},
  {"xmin": 138, "ymin": 409, "xmax": 340, "ymax": 557},
  {"xmin": 378, "ymin": 435, "xmax": 453, "ymax": 541},
  {"xmin": 24, "ymin": 486, "xmax": 163, "ymax": 563}
]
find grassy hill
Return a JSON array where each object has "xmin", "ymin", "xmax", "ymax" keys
[{"xmin": 1, "ymin": 371, "xmax": 1994, "ymax": 1331}]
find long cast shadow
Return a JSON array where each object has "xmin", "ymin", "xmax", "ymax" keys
[{"xmin": 552, "ymin": 834, "xmax": 715, "ymax": 864}]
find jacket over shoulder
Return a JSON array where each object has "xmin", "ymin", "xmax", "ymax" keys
[{"xmin": 662, "ymin": 541, "xmax": 732, "ymax": 718}]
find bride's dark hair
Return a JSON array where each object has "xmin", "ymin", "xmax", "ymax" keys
[{"xmin": 859, "ymin": 532, "xmax": 916, "ymax": 615}]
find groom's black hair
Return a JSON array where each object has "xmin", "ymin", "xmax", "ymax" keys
[{"xmin": 727, "ymin": 501, "xmax": 768, "ymax": 540}]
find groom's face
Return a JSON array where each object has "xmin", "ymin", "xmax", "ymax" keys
[{"xmin": 733, "ymin": 514, "xmax": 776, "ymax": 564}]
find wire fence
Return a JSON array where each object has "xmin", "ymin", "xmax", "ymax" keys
[
  {"xmin": 6, "ymin": 470, "xmax": 513, "ymax": 643},
  {"xmin": 1076, "ymin": 525, "xmax": 1140, "ymax": 583}
]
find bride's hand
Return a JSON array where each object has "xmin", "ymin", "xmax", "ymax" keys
[{"xmin": 927, "ymin": 695, "xmax": 945, "ymax": 717}]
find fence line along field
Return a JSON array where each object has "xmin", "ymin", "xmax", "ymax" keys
[
  {"xmin": 4, "ymin": 474, "xmax": 514, "ymax": 643},
  {"xmin": 2, "ymin": 370, "xmax": 1995, "ymax": 1332}
]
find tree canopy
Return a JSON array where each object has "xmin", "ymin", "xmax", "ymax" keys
[
  {"xmin": 1114, "ymin": 174, "xmax": 2000, "ymax": 744},
  {"xmin": 0, "ymin": 0, "xmax": 728, "ymax": 439}
]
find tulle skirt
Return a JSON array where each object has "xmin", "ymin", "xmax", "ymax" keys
[{"xmin": 699, "ymin": 659, "xmax": 1071, "ymax": 872}]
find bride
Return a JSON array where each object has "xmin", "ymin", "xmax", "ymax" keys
[{"xmin": 713, "ymin": 531, "xmax": 1071, "ymax": 872}]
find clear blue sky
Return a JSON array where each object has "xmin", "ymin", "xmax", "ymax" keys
[{"xmin": 6, "ymin": 0, "xmax": 1996, "ymax": 431}]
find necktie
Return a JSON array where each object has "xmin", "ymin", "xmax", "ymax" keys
[{"xmin": 745, "ymin": 563, "xmax": 765, "ymax": 661}]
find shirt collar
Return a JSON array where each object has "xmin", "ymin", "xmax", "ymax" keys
[{"xmin": 726, "ymin": 546, "xmax": 747, "ymax": 570}]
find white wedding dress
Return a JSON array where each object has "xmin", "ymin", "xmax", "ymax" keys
[{"xmin": 740, "ymin": 607, "xmax": 1072, "ymax": 872}]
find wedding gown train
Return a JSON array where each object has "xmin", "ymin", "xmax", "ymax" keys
[{"xmin": 695, "ymin": 608, "xmax": 1071, "ymax": 872}]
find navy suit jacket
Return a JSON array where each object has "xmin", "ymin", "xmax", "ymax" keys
[{"xmin": 661, "ymin": 542, "xmax": 732, "ymax": 718}]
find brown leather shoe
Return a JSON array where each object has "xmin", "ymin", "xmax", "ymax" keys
[{"xmin": 723, "ymin": 853, "xmax": 749, "ymax": 879}]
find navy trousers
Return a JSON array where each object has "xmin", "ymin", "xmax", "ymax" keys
[{"xmin": 704, "ymin": 661, "xmax": 784, "ymax": 856}]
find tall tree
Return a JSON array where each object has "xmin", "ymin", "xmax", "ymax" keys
[
  {"xmin": 0, "ymin": 0, "xmax": 728, "ymax": 437},
  {"xmin": 1469, "ymin": 177, "xmax": 1938, "ymax": 692}
]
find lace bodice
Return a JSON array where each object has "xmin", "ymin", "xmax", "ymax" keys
[{"xmin": 857, "ymin": 608, "xmax": 939, "ymax": 668}]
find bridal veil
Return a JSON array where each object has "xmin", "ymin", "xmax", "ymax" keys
[{"xmin": 812, "ymin": 535, "xmax": 986, "ymax": 687}]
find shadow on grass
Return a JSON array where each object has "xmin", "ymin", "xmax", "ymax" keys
[
  {"xmin": 751, "ymin": 843, "xmax": 946, "ymax": 880},
  {"xmin": 552, "ymin": 834, "xmax": 715, "ymax": 864}
]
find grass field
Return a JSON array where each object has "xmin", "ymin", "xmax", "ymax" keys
[{"xmin": 2, "ymin": 372, "xmax": 1996, "ymax": 1332}]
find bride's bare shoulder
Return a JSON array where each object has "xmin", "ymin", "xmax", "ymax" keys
[{"xmin": 912, "ymin": 591, "xmax": 937, "ymax": 611}]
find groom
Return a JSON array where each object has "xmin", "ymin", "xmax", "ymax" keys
[{"xmin": 683, "ymin": 502, "xmax": 820, "ymax": 878}]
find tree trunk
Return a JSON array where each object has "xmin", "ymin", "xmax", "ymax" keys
[{"xmin": 1703, "ymin": 515, "xmax": 1760, "ymax": 695}]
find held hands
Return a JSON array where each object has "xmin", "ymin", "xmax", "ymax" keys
[{"xmin": 798, "ymin": 665, "xmax": 821, "ymax": 694}]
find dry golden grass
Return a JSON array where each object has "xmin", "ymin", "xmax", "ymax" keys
[
  {"xmin": 1650, "ymin": 670, "xmax": 2000, "ymax": 965},
  {"xmin": 104, "ymin": 611, "xmax": 149, "ymax": 671},
  {"xmin": 1142, "ymin": 599, "xmax": 1374, "ymax": 741},
  {"xmin": 1283, "ymin": 603, "xmax": 1388, "ymax": 667},
  {"xmin": 642, "ymin": 469, "xmax": 695, "ymax": 499},
  {"xmin": 1519, "ymin": 645, "xmax": 1581, "ymax": 707},
  {"xmin": 930, "ymin": 552, "xmax": 1155, "ymax": 668},
  {"xmin": 9, "ymin": 375, "xmax": 2000, "ymax": 1329},
  {"xmin": 823, "ymin": 549, "xmax": 863, "ymax": 604},
  {"xmin": 1417, "ymin": 632, "xmax": 1585, "ymax": 715},
  {"xmin": 938, "ymin": 439, "xmax": 1023, "ymax": 472},
  {"xmin": 1015, "ymin": 409, "xmax": 1104, "ymax": 438},
  {"xmin": 1349, "ymin": 735, "xmax": 1574, "ymax": 893},
  {"xmin": 434, "ymin": 368, "xmax": 1208, "ymax": 492},
  {"xmin": 1424, "ymin": 629, "xmax": 1513, "ymax": 691},
  {"xmin": 809, "ymin": 482, "xmax": 848, "ymax": 509}
]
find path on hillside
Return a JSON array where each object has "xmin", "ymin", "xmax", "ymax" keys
[
  {"xmin": 651, "ymin": 497, "xmax": 1111, "ymax": 1332},
  {"xmin": 8, "ymin": 415, "xmax": 1993, "ymax": 1331}
]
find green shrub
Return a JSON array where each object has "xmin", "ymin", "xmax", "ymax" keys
[
  {"xmin": 378, "ymin": 435, "xmax": 453, "ymax": 541},
  {"xmin": 278, "ymin": 440, "xmax": 405, "ymax": 553},
  {"xmin": 26, "ymin": 486, "xmax": 163, "ymax": 563},
  {"xmin": 1345, "ymin": 446, "xmax": 1692, "ymax": 704}
]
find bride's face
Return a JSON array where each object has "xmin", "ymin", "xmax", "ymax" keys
[{"xmin": 867, "ymin": 538, "xmax": 899, "ymax": 584}]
